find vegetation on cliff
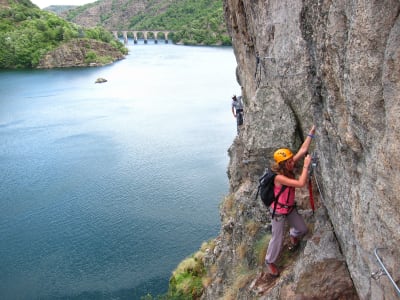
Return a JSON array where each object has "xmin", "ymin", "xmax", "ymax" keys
[
  {"xmin": 142, "ymin": 240, "xmax": 214, "ymax": 300},
  {"xmin": 0, "ymin": 0, "xmax": 127, "ymax": 69}
]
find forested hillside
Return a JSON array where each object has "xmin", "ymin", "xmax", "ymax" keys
[
  {"xmin": 129, "ymin": 0, "xmax": 230, "ymax": 45},
  {"xmin": 63, "ymin": 0, "xmax": 231, "ymax": 45},
  {"xmin": 0, "ymin": 0, "xmax": 127, "ymax": 68}
]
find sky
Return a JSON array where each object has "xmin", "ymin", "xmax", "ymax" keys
[{"xmin": 31, "ymin": 0, "xmax": 96, "ymax": 9}]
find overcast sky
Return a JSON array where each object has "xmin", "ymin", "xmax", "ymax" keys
[{"xmin": 32, "ymin": 0, "xmax": 96, "ymax": 9}]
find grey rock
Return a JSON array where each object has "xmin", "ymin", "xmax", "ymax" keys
[{"xmin": 200, "ymin": 1, "xmax": 400, "ymax": 299}]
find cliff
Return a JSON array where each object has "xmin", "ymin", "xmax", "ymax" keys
[{"xmin": 200, "ymin": 1, "xmax": 400, "ymax": 299}]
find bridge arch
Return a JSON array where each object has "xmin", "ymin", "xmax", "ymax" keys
[{"xmin": 111, "ymin": 30, "xmax": 173, "ymax": 44}]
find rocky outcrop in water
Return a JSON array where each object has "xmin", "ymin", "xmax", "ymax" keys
[
  {"xmin": 37, "ymin": 39, "xmax": 125, "ymax": 69},
  {"xmin": 200, "ymin": 1, "xmax": 400, "ymax": 299},
  {"xmin": 95, "ymin": 77, "xmax": 107, "ymax": 83}
]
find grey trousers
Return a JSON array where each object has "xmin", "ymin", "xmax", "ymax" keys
[{"xmin": 265, "ymin": 208, "xmax": 308, "ymax": 264}]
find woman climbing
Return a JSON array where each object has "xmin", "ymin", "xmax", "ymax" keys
[{"xmin": 265, "ymin": 125, "xmax": 316, "ymax": 277}]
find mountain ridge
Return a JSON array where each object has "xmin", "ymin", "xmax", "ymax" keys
[{"xmin": 60, "ymin": 0, "xmax": 231, "ymax": 45}]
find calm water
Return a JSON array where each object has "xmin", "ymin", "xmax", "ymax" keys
[{"xmin": 0, "ymin": 41, "xmax": 239, "ymax": 299}]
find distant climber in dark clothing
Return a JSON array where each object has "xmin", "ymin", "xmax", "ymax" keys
[
  {"xmin": 231, "ymin": 94, "xmax": 244, "ymax": 134},
  {"xmin": 255, "ymin": 51, "xmax": 261, "ymax": 87}
]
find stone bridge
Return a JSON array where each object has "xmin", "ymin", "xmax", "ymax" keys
[{"xmin": 111, "ymin": 30, "xmax": 173, "ymax": 44}]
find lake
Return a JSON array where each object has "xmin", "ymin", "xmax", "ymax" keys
[{"xmin": 0, "ymin": 41, "xmax": 239, "ymax": 299}]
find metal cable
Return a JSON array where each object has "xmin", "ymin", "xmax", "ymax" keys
[{"xmin": 373, "ymin": 248, "xmax": 400, "ymax": 297}]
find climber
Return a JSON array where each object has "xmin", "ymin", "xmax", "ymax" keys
[
  {"xmin": 231, "ymin": 93, "xmax": 244, "ymax": 134},
  {"xmin": 255, "ymin": 51, "xmax": 261, "ymax": 87},
  {"xmin": 265, "ymin": 125, "xmax": 316, "ymax": 277}
]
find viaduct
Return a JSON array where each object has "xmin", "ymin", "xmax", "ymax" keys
[{"xmin": 111, "ymin": 30, "xmax": 173, "ymax": 44}]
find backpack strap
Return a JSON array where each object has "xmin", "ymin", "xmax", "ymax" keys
[{"xmin": 271, "ymin": 185, "xmax": 287, "ymax": 219}]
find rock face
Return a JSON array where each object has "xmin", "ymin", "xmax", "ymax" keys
[
  {"xmin": 37, "ymin": 39, "xmax": 125, "ymax": 69},
  {"xmin": 201, "ymin": 1, "xmax": 400, "ymax": 299}
]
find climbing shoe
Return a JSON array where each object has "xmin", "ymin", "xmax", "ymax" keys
[
  {"xmin": 288, "ymin": 236, "xmax": 300, "ymax": 252},
  {"xmin": 266, "ymin": 263, "xmax": 280, "ymax": 277}
]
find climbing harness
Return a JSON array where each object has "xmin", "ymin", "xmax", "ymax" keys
[{"xmin": 371, "ymin": 248, "xmax": 400, "ymax": 296}]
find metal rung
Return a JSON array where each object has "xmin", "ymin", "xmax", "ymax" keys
[
  {"xmin": 371, "ymin": 269, "xmax": 385, "ymax": 280},
  {"xmin": 372, "ymin": 248, "xmax": 400, "ymax": 296}
]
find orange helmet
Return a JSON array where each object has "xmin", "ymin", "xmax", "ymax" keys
[{"xmin": 274, "ymin": 148, "xmax": 293, "ymax": 164}]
